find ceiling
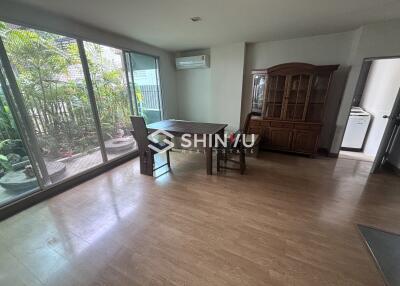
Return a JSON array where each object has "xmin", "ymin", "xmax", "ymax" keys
[{"xmin": 13, "ymin": 0, "xmax": 400, "ymax": 51}]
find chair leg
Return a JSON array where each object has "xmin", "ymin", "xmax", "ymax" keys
[
  {"xmin": 166, "ymin": 150, "xmax": 171, "ymax": 169},
  {"xmin": 217, "ymin": 149, "xmax": 221, "ymax": 172},
  {"xmin": 254, "ymin": 144, "xmax": 260, "ymax": 158},
  {"xmin": 145, "ymin": 151, "xmax": 154, "ymax": 176},
  {"xmin": 240, "ymin": 149, "xmax": 246, "ymax": 175}
]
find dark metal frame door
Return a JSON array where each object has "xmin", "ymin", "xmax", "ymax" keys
[{"xmin": 371, "ymin": 88, "xmax": 400, "ymax": 173}]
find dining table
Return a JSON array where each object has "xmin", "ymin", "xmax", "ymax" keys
[{"xmin": 147, "ymin": 119, "xmax": 227, "ymax": 175}]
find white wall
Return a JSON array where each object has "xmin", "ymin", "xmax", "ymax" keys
[
  {"xmin": 243, "ymin": 31, "xmax": 356, "ymax": 149},
  {"xmin": 176, "ymin": 68, "xmax": 211, "ymax": 122},
  {"xmin": 209, "ymin": 43, "xmax": 245, "ymax": 130},
  {"xmin": 176, "ymin": 43, "xmax": 245, "ymax": 131},
  {"xmin": 359, "ymin": 59, "xmax": 400, "ymax": 156},
  {"xmin": 176, "ymin": 32, "xmax": 355, "ymax": 139},
  {"xmin": 0, "ymin": 0, "xmax": 178, "ymax": 119}
]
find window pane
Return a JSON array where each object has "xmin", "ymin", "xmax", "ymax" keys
[
  {"xmin": 83, "ymin": 42, "xmax": 136, "ymax": 160},
  {"xmin": 0, "ymin": 66, "xmax": 39, "ymax": 206},
  {"xmin": 129, "ymin": 53, "xmax": 162, "ymax": 124},
  {"xmin": 1, "ymin": 22, "xmax": 103, "ymax": 185}
]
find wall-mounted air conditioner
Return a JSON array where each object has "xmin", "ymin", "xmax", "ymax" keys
[{"xmin": 175, "ymin": 55, "xmax": 210, "ymax": 70}]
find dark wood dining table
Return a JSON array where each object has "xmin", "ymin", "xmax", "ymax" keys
[{"xmin": 147, "ymin": 120, "xmax": 227, "ymax": 175}]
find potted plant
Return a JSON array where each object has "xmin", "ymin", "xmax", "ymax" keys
[{"xmin": 0, "ymin": 154, "xmax": 11, "ymax": 177}]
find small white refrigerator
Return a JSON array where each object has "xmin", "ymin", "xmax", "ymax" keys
[{"xmin": 342, "ymin": 107, "xmax": 372, "ymax": 150}]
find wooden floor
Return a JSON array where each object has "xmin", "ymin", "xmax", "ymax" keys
[{"xmin": 0, "ymin": 151, "xmax": 399, "ymax": 286}]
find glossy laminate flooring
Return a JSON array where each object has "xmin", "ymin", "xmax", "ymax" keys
[{"xmin": 0, "ymin": 151, "xmax": 399, "ymax": 286}]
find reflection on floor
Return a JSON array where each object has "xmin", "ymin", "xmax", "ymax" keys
[
  {"xmin": 339, "ymin": 150, "xmax": 375, "ymax": 162},
  {"xmin": 0, "ymin": 152, "xmax": 399, "ymax": 285},
  {"xmin": 0, "ymin": 186, "xmax": 38, "ymax": 207}
]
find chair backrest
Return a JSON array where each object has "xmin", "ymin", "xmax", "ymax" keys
[
  {"xmin": 242, "ymin": 112, "xmax": 253, "ymax": 133},
  {"xmin": 130, "ymin": 116, "xmax": 149, "ymax": 152}
]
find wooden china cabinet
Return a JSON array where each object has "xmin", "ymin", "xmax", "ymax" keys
[{"xmin": 248, "ymin": 63, "xmax": 338, "ymax": 156}]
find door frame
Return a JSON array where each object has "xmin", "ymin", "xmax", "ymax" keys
[
  {"xmin": 125, "ymin": 51, "xmax": 164, "ymax": 123},
  {"xmin": 77, "ymin": 40, "xmax": 108, "ymax": 163},
  {"xmin": 338, "ymin": 55, "xmax": 400, "ymax": 173}
]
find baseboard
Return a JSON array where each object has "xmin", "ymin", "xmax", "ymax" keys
[
  {"xmin": 382, "ymin": 161, "xmax": 400, "ymax": 175},
  {"xmin": 341, "ymin": 147, "xmax": 363, "ymax": 152},
  {"xmin": 318, "ymin": 148, "xmax": 329, "ymax": 156},
  {"xmin": 318, "ymin": 148, "xmax": 338, "ymax": 158},
  {"xmin": 328, "ymin": 152, "xmax": 339, "ymax": 158}
]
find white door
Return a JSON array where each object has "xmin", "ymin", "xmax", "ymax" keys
[{"xmin": 371, "ymin": 88, "xmax": 400, "ymax": 173}]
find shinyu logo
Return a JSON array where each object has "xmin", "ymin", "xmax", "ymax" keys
[
  {"xmin": 147, "ymin": 130, "xmax": 175, "ymax": 153},
  {"xmin": 147, "ymin": 129, "xmax": 256, "ymax": 154}
]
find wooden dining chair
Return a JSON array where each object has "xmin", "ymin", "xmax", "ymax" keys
[
  {"xmin": 216, "ymin": 112, "xmax": 261, "ymax": 175},
  {"xmin": 243, "ymin": 112, "xmax": 253, "ymax": 134},
  {"xmin": 217, "ymin": 129, "xmax": 246, "ymax": 174},
  {"xmin": 130, "ymin": 116, "xmax": 170, "ymax": 176},
  {"xmin": 243, "ymin": 112, "xmax": 261, "ymax": 157}
]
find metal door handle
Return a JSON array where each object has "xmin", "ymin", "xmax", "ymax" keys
[
  {"xmin": 383, "ymin": 115, "xmax": 395, "ymax": 119},
  {"xmin": 383, "ymin": 115, "xmax": 400, "ymax": 124},
  {"xmin": 383, "ymin": 115, "xmax": 400, "ymax": 119}
]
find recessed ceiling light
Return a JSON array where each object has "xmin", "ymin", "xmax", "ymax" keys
[{"xmin": 190, "ymin": 16, "xmax": 202, "ymax": 22}]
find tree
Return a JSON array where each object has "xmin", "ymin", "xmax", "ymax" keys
[{"xmin": 0, "ymin": 22, "xmax": 132, "ymax": 158}]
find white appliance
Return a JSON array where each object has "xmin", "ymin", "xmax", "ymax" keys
[
  {"xmin": 175, "ymin": 55, "xmax": 210, "ymax": 70},
  {"xmin": 342, "ymin": 107, "xmax": 372, "ymax": 150}
]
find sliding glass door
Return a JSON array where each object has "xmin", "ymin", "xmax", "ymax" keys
[
  {"xmin": 126, "ymin": 52, "xmax": 163, "ymax": 124},
  {"xmin": 0, "ymin": 65, "xmax": 40, "ymax": 206},
  {"xmin": 0, "ymin": 23, "xmax": 103, "ymax": 185},
  {"xmin": 0, "ymin": 20, "xmax": 164, "ymax": 208},
  {"xmin": 82, "ymin": 42, "xmax": 137, "ymax": 160}
]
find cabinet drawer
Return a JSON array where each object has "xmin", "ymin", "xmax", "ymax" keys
[
  {"xmin": 292, "ymin": 130, "xmax": 319, "ymax": 154},
  {"xmin": 249, "ymin": 119, "xmax": 264, "ymax": 127},
  {"xmin": 294, "ymin": 123, "xmax": 321, "ymax": 131},
  {"xmin": 270, "ymin": 121, "xmax": 294, "ymax": 129},
  {"xmin": 266, "ymin": 128, "xmax": 293, "ymax": 150}
]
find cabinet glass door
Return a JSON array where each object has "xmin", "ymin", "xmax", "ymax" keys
[
  {"xmin": 251, "ymin": 74, "xmax": 266, "ymax": 115},
  {"xmin": 264, "ymin": 75, "xmax": 286, "ymax": 119},
  {"xmin": 306, "ymin": 74, "xmax": 331, "ymax": 122},
  {"xmin": 284, "ymin": 74, "xmax": 312, "ymax": 121}
]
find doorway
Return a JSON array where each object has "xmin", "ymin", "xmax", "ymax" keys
[
  {"xmin": 339, "ymin": 57, "xmax": 400, "ymax": 173},
  {"xmin": 125, "ymin": 52, "xmax": 163, "ymax": 124}
]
